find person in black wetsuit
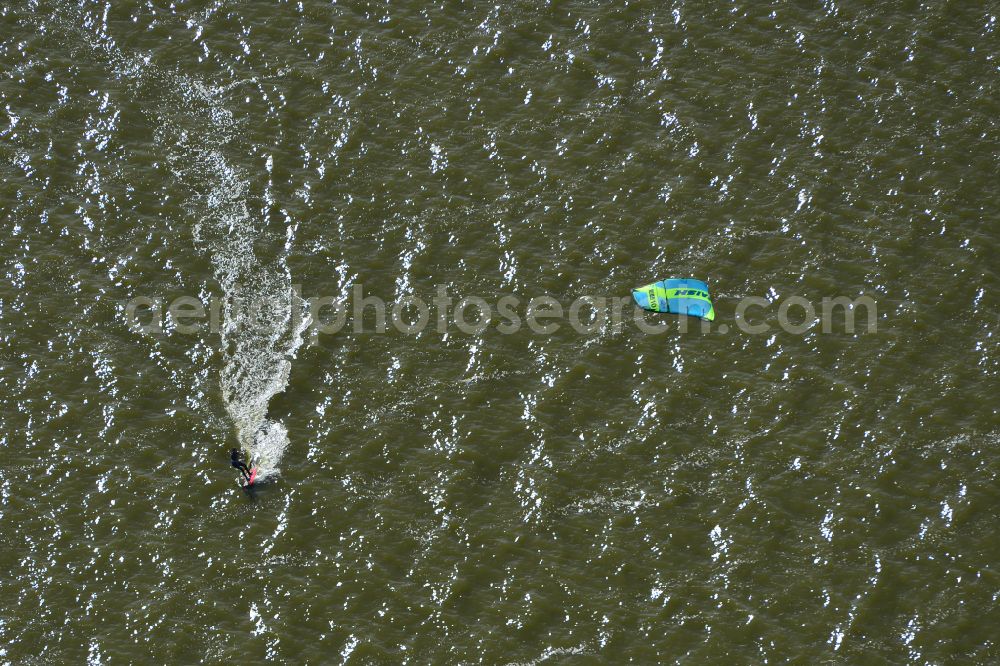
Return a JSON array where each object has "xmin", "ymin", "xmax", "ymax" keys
[{"xmin": 231, "ymin": 448, "xmax": 252, "ymax": 482}]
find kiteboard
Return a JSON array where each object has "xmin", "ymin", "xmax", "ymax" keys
[{"xmin": 632, "ymin": 278, "xmax": 715, "ymax": 321}]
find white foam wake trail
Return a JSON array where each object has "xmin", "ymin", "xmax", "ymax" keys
[
  {"xmin": 58, "ymin": 4, "xmax": 309, "ymax": 480},
  {"xmin": 167, "ymin": 94, "xmax": 311, "ymax": 482}
]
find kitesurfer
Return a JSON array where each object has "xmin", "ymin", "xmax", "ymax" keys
[{"xmin": 230, "ymin": 448, "xmax": 252, "ymax": 483}]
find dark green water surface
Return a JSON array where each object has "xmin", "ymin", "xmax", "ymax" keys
[{"xmin": 1, "ymin": 1, "xmax": 999, "ymax": 663}]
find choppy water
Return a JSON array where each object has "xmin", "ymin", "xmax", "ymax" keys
[{"xmin": 2, "ymin": 1, "xmax": 999, "ymax": 663}]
